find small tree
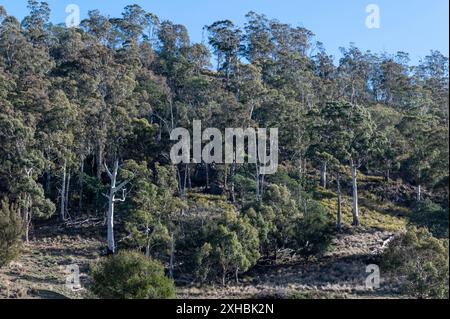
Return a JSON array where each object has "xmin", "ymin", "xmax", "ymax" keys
[
  {"xmin": 409, "ymin": 200, "xmax": 449, "ymax": 238},
  {"xmin": 312, "ymin": 102, "xmax": 376, "ymax": 226},
  {"xmin": 90, "ymin": 250, "xmax": 176, "ymax": 299},
  {"xmin": 198, "ymin": 211, "xmax": 260, "ymax": 285},
  {"xmin": 124, "ymin": 161, "xmax": 184, "ymax": 279},
  {"xmin": 293, "ymin": 200, "xmax": 334, "ymax": 257},
  {"xmin": 382, "ymin": 227, "xmax": 449, "ymax": 299},
  {"xmin": 103, "ymin": 159, "xmax": 132, "ymax": 254},
  {"xmin": 0, "ymin": 198, "xmax": 23, "ymax": 267}
]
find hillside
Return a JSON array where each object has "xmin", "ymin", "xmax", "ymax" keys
[{"xmin": 1, "ymin": 178, "xmax": 410, "ymax": 299}]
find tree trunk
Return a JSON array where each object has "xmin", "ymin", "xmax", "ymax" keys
[
  {"xmin": 255, "ymin": 164, "xmax": 260, "ymax": 202},
  {"xmin": 231, "ymin": 155, "xmax": 236, "ymax": 203},
  {"xmin": 351, "ymin": 160, "xmax": 359, "ymax": 226},
  {"xmin": 23, "ymin": 203, "xmax": 30, "ymax": 244},
  {"xmin": 187, "ymin": 164, "xmax": 192, "ymax": 189},
  {"xmin": 169, "ymin": 233, "xmax": 175, "ymax": 279},
  {"xmin": 45, "ymin": 169, "xmax": 51, "ymax": 197},
  {"xmin": 105, "ymin": 160, "xmax": 128, "ymax": 255},
  {"xmin": 176, "ymin": 165, "xmax": 183, "ymax": 198},
  {"xmin": 260, "ymin": 173, "xmax": 265, "ymax": 200},
  {"xmin": 78, "ymin": 159, "xmax": 84, "ymax": 216},
  {"xmin": 320, "ymin": 162, "xmax": 327, "ymax": 188},
  {"xmin": 65, "ymin": 169, "xmax": 71, "ymax": 219},
  {"xmin": 337, "ymin": 173, "xmax": 342, "ymax": 230},
  {"xmin": 60, "ymin": 161, "xmax": 67, "ymax": 221},
  {"xmin": 205, "ymin": 164, "xmax": 209, "ymax": 191},
  {"xmin": 96, "ymin": 144, "xmax": 103, "ymax": 179},
  {"xmin": 385, "ymin": 167, "xmax": 390, "ymax": 182},
  {"xmin": 106, "ymin": 161, "xmax": 118, "ymax": 255},
  {"xmin": 417, "ymin": 185, "xmax": 422, "ymax": 201}
]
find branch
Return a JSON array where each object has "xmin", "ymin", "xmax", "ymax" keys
[
  {"xmin": 104, "ymin": 162, "xmax": 112, "ymax": 179},
  {"xmin": 114, "ymin": 188, "xmax": 127, "ymax": 202},
  {"xmin": 115, "ymin": 179, "xmax": 131, "ymax": 192}
]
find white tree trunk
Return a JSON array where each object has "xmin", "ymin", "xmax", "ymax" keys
[
  {"xmin": 107, "ymin": 160, "xmax": 118, "ymax": 254},
  {"xmin": 78, "ymin": 159, "xmax": 84, "ymax": 216},
  {"xmin": 60, "ymin": 161, "xmax": 67, "ymax": 221},
  {"xmin": 351, "ymin": 160, "xmax": 359, "ymax": 226},
  {"xmin": 417, "ymin": 185, "xmax": 422, "ymax": 201},
  {"xmin": 169, "ymin": 233, "xmax": 175, "ymax": 278},
  {"xmin": 320, "ymin": 162, "xmax": 327, "ymax": 188},
  {"xmin": 104, "ymin": 160, "xmax": 128, "ymax": 255},
  {"xmin": 65, "ymin": 169, "xmax": 71, "ymax": 219},
  {"xmin": 337, "ymin": 173, "xmax": 342, "ymax": 230}
]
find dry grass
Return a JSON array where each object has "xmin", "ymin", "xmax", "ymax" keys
[{"xmin": 0, "ymin": 235, "xmax": 102, "ymax": 299}]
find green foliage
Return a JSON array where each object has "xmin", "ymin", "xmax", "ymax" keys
[
  {"xmin": 293, "ymin": 201, "xmax": 334, "ymax": 257},
  {"xmin": 382, "ymin": 227, "xmax": 449, "ymax": 299},
  {"xmin": 0, "ymin": 3, "xmax": 448, "ymax": 299},
  {"xmin": 123, "ymin": 161, "xmax": 184, "ymax": 257},
  {"xmin": 90, "ymin": 250, "xmax": 176, "ymax": 299},
  {"xmin": 195, "ymin": 210, "xmax": 260, "ymax": 285},
  {"xmin": 0, "ymin": 198, "xmax": 23, "ymax": 268},
  {"xmin": 409, "ymin": 200, "xmax": 449, "ymax": 238}
]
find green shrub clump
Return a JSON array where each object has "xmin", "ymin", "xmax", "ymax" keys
[
  {"xmin": 409, "ymin": 200, "xmax": 449, "ymax": 238},
  {"xmin": 0, "ymin": 199, "xmax": 23, "ymax": 268},
  {"xmin": 90, "ymin": 250, "xmax": 176, "ymax": 299},
  {"xmin": 382, "ymin": 227, "xmax": 449, "ymax": 299},
  {"xmin": 293, "ymin": 200, "xmax": 335, "ymax": 257}
]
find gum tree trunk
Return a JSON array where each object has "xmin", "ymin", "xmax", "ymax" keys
[
  {"xmin": 351, "ymin": 160, "xmax": 359, "ymax": 226},
  {"xmin": 337, "ymin": 173, "xmax": 342, "ymax": 230},
  {"xmin": 78, "ymin": 158, "xmax": 84, "ymax": 216},
  {"xmin": 320, "ymin": 162, "xmax": 327, "ymax": 188},
  {"xmin": 60, "ymin": 160, "xmax": 67, "ymax": 221},
  {"xmin": 104, "ymin": 160, "xmax": 129, "ymax": 255}
]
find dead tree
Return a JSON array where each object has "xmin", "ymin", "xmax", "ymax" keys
[{"xmin": 103, "ymin": 160, "xmax": 129, "ymax": 255}]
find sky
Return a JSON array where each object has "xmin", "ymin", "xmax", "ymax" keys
[{"xmin": 1, "ymin": 0, "xmax": 448, "ymax": 65}]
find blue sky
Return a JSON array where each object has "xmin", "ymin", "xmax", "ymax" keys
[{"xmin": 1, "ymin": 0, "xmax": 448, "ymax": 65}]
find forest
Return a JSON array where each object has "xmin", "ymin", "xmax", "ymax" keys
[{"xmin": 0, "ymin": 1, "xmax": 448, "ymax": 299}]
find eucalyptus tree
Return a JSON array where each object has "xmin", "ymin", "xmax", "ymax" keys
[
  {"xmin": 337, "ymin": 45, "xmax": 373, "ymax": 104},
  {"xmin": 313, "ymin": 101, "xmax": 376, "ymax": 226}
]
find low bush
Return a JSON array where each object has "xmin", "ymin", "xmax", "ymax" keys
[
  {"xmin": 0, "ymin": 198, "xmax": 23, "ymax": 268},
  {"xmin": 90, "ymin": 250, "xmax": 176, "ymax": 299},
  {"xmin": 382, "ymin": 227, "xmax": 449, "ymax": 299}
]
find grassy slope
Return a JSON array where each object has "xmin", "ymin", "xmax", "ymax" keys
[{"xmin": 0, "ymin": 173, "xmax": 410, "ymax": 299}]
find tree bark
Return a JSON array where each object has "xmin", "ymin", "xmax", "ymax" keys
[
  {"xmin": 104, "ymin": 160, "xmax": 129, "ymax": 255},
  {"xmin": 169, "ymin": 233, "xmax": 175, "ymax": 279},
  {"xmin": 65, "ymin": 169, "xmax": 71, "ymax": 219},
  {"xmin": 231, "ymin": 153, "xmax": 236, "ymax": 203},
  {"xmin": 351, "ymin": 160, "xmax": 359, "ymax": 226},
  {"xmin": 255, "ymin": 164, "xmax": 260, "ymax": 202},
  {"xmin": 337, "ymin": 173, "xmax": 342, "ymax": 230},
  {"xmin": 60, "ymin": 160, "xmax": 67, "ymax": 221},
  {"xmin": 205, "ymin": 164, "xmax": 209, "ymax": 191},
  {"xmin": 320, "ymin": 162, "xmax": 327, "ymax": 188},
  {"xmin": 78, "ymin": 159, "xmax": 84, "ymax": 216}
]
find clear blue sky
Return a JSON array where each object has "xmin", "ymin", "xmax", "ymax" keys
[{"xmin": 1, "ymin": 0, "xmax": 448, "ymax": 64}]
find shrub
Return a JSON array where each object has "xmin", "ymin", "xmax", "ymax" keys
[
  {"xmin": 293, "ymin": 200, "xmax": 334, "ymax": 257},
  {"xmin": 0, "ymin": 198, "xmax": 23, "ymax": 268},
  {"xmin": 90, "ymin": 251, "xmax": 176, "ymax": 299},
  {"xmin": 195, "ymin": 211, "xmax": 260, "ymax": 285},
  {"xmin": 382, "ymin": 227, "xmax": 449, "ymax": 299},
  {"xmin": 409, "ymin": 200, "xmax": 449, "ymax": 238}
]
